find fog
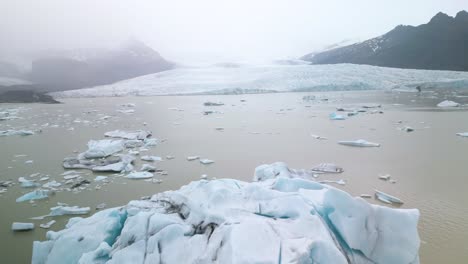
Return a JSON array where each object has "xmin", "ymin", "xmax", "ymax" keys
[{"xmin": 1, "ymin": 0, "xmax": 466, "ymax": 64}]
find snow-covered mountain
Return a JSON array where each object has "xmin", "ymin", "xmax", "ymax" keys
[
  {"xmin": 52, "ymin": 63, "xmax": 468, "ymax": 97},
  {"xmin": 302, "ymin": 11, "xmax": 468, "ymax": 71}
]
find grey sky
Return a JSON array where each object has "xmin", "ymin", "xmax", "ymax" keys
[{"xmin": 1, "ymin": 0, "xmax": 466, "ymax": 64}]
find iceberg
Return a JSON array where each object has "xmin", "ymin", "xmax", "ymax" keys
[
  {"xmin": 125, "ymin": 172, "xmax": 153, "ymax": 179},
  {"xmin": 104, "ymin": 130, "xmax": 151, "ymax": 140},
  {"xmin": 32, "ymin": 163, "xmax": 420, "ymax": 264},
  {"xmin": 12, "ymin": 222, "xmax": 34, "ymax": 231},
  {"xmin": 338, "ymin": 139, "xmax": 381, "ymax": 147},
  {"xmin": 437, "ymin": 100, "xmax": 460, "ymax": 107},
  {"xmin": 16, "ymin": 190, "xmax": 50, "ymax": 203},
  {"xmin": 82, "ymin": 140, "xmax": 125, "ymax": 159}
]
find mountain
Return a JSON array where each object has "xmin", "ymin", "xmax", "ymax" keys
[
  {"xmin": 302, "ymin": 11, "xmax": 468, "ymax": 71},
  {"xmin": 29, "ymin": 40, "xmax": 175, "ymax": 91}
]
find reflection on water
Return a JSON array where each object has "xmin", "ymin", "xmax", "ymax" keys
[{"xmin": 0, "ymin": 91, "xmax": 467, "ymax": 263}]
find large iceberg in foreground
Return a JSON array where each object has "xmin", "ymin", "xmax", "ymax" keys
[{"xmin": 32, "ymin": 162, "xmax": 420, "ymax": 264}]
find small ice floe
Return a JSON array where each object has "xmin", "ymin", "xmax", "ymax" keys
[
  {"xmin": 375, "ymin": 190, "xmax": 404, "ymax": 204},
  {"xmin": 42, "ymin": 181, "xmax": 62, "ymax": 188},
  {"xmin": 144, "ymin": 138, "xmax": 158, "ymax": 147},
  {"xmin": 25, "ymin": 160, "xmax": 34, "ymax": 164},
  {"xmin": 200, "ymin": 159, "xmax": 214, "ymax": 165},
  {"xmin": 362, "ymin": 104, "xmax": 381, "ymax": 109},
  {"xmin": 124, "ymin": 140, "xmax": 144, "ymax": 148},
  {"xmin": 204, "ymin": 101, "xmax": 224, "ymax": 106},
  {"xmin": 116, "ymin": 109, "xmax": 135, "ymax": 114},
  {"xmin": 16, "ymin": 190, "xmax": 50, "ymax": 202},
  {"xmin": 403, "ymin": 126, "xmax": 414, "ymax": 132},
  {"xmin": 378, "ymin": 174, "xmax": 391, "ymax": 181},
  {"xmin": 456, "ymin": 132, "xmax": 468, "ymax": 137},
  {"xmin": 0, "ymin": 130, "xmax": 35, "ymax": 137},
  {"xmin": 12, "ymin": 222, "xmax": 34, "ymax": 231},
  {"xmin": 200, "ymin": 174, "xmax": 208, "ymax": 179},
  {"xmin": 311, "ymin": 163, "xmax": 343, "ymax": 173},
  {"xmin": 0, "ymin": 188, "xmax": 7, "ymax": 194},
  {"xmin": 104, "ymin": 130, "xmax": 151, "ymax": 140},
  {"xmin": 96, "ymin": 203, "xmax": 107, "ymax": 210},
  {"xmin": 360, "ymin": 194, "xmax": 372, "ymax": 198},
  {"xmin": 120, "ymin": 103, "xmax": 135, "ymax": 108},
  {"xmin": 39, "ymin": 220, "xmax": 56, "ymax": 229},
  {"xmin": 319, "ymin": 179, "xmax": 346, "ymax": 185},
  {"xmin": 166, "ymin": 155, "xmax": 175, "ymax": 160},
  {"xmin": 94, "ymin": 176, "xmax": 108, "ymax": 182},
  {"xmin": 338, "ymin": 139, "xmax": 380, "ymax": 147},
  {"xmin": 50, "ymin": 206, "xmax": 91, "ymax": 216},
  {"xmin": 39, "ymin": 177, "xmax": 49, "ymax": 181},
  {"xmin": 63, "ymin": 174, "xmax": 80, "ymax": 180},
  {"xmin": 329, "ymin": 113, "xmax": 346, "ymax": 120},
  {"xmin": 141, "ymin": 156, "xmax": 162, "ymax": 162},
  {"xmin": 82, "ymin": 139, "xmax": 125, "ymax": 159},
  {"xmin": 437, "ymin": 100, "xmax": 460, "ymax": 108},
  {"xmin": 141, "ymin": 164, "xmax": 156, "ymax": 172},
  {"xmin": 187, "ymin": 156, "xmax": 200, "ymax": 161},
  {"xmin": 310, "ymin": 134, "xmax": 327, "ymax": 140},
  {"xmin": 19, "ymin": 177, "xmax": 39, "ymax": 188},
  {"xmin": 125, "ymin": 171, "xmax": 153, "ymax": 179}
]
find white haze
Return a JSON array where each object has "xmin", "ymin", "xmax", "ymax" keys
[{"xmin": 1, "ymin": 0, "xmax": 466, "ymax": 64}]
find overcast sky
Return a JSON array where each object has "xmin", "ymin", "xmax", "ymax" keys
[{"xmin": 1, "ymin": 0, "xmax": 466, "ymax": 64}]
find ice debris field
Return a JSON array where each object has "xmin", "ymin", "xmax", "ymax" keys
[
  {"xmin": 32, "ymin": 163, "xmax": 420, "ymax": 264},
  {"xmin": 53, "ymin": 63, "xmax": 468, "ymax": 97}
]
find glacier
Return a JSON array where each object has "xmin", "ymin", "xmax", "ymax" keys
[
  {"xmin": 52, "ymin": 63, "xmax": 468, "ymax": 97},
  {"xmin": 32, "ymin": 162, "xmax": 420, "ymax": 264}
]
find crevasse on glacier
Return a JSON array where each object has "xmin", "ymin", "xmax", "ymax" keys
[{"xmin": 32, "ymin": 162, "xmax": 420, "ymax": 264}]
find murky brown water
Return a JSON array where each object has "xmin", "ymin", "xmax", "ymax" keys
[{"xmin": 1, "ymin": 91, "xmax": 467, "ymax": 263}]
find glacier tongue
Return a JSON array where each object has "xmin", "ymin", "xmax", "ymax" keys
[
  {"xmin": 52, "ymin": 63, "xmax": 468, "ymax": 97},
  {"xmin": 32, "ymin": 162, "xmax": 420, "ymax": 264}
]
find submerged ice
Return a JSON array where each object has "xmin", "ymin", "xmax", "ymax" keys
[{"xmin": 32, "ymin": 162, "xmax": 420, "ymax": 264}]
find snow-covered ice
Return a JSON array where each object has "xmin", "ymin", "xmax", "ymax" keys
[
  {"xmin": 338, "ymin": 139, "xmax": 381, "ymax": 147},
  {"xmin": 32, "ymin": 162, "xmax": 420, "ymax": 264}
]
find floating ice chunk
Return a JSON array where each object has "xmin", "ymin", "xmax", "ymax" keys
[
  {"xmin": 92, "ymin": 155, "xmax": 135, "ymax": 173},
  {"xmin": 456, "ymin": 132, "xmax": 468, "ymax": 137},
  {"xmin": 338, "ymin": 139, "xmax": 381, "ymax": 147},
  {"xmin": 19, "ymin": 177, "xmax": 39, "ymax": 188},
  {"xmin": 104, "ymin": 130, "xmax": 151, "ymax": 140},
  {"xmin": 204, "ymin": 101, "xmax": 224, "ymax": 106},
  {"xmin": 16, "ymin": 190, "xmax": 50, "ymax": 202},
  {"xmin": 120, "ymin": 103, "xmax": 135, "ymax": 107},
  {"xmin": 50, "ymin": 206, "xmax": 91, "ymax": 216},
  {"xmin": 125, "ymin": 171, "xmax": 153, "ymax": 179},
  {"xmin": 43, "ymin": 181, "xmax": 62, "ymax": 188},
  {"xmin": 375, "ymin": 190, "xmax": 404, "ymax": 204},
  {"xmin": 124, "ymin": 140, "xmax": 143, "ymax": 148},
  {"xmin": 141, "ymin": 155, "xmax": 162, "ymax": 162},
  {"xmin": 362, "ymin": 103, "xmax": 381, "ymax": 108},
  {"xmin": 0, "ymin": 130, "xmax": 35, "ymax": 137},
  {"xmin": 187, "ymin": 156, "xmax": 199, "ymax": 161},
  {"xmin": 311, "ymin": 134, "xmax": 327, "ymax": 140},
  {"xmin": 12, "ymin": 222, "xmax": 34, "ymax": 231},
  {"xmin": 63, "ymin": 174, "xmax": 80, "ymax": 180},
  {"xmin": 0, "ymin": 188, "xmax": 7, "ymax": 194},
  {"xmin": 403, "ymin": 126, "xmax": 414, "ymax": 132},
  {"xmin": 40, "ymin": 220, "xmax": 56, "ymax": 229},
  {"xmin": 437, "ymin": 100, "xmax": 460, "ymax": 107},
  {"xmin": 96, "ymin": 203, "xmax": 107, "ymax": 210},
  {"xmin": 25, "ymin": 160, "xmax": 34, "ymax": 164},
  {"xmin": 200, "ymin": 174, "xmax": 208, "ymax": 179},
  {"xmin": 81, "ymin": 140, "xmax": 124, "ymax": 159},
  {"xmin": 117, "ymin": 109, "xmax": 135, "ymax": 114},
  {"xmin": 141, "ymin": 164, "xmax": 156, "ymax": 172},
  {"xmin": 311, "ymin": 163, "xmax": 343, "ymax": 173},
  {"xmin": 144, "ymin": 138, "xmax": 158, "ymax": 147},
  {"xmin": 94, "ymin": 176, "xmax": 108, "ymax": 182},
  {"xmin": 200, "ymin": 159, "xmax": 214, "ymax": 165},
  {"xmin": 329, "ymin": 112, "xmax": 346, "ymax": 120},
  {"xmin": 166, "ymin": 155, "xmax": 175, "ymax": 160},
  {"xmin": 319, "ymin": 179, "xmax": 346, "ymax": 185},
  {"xmin": 379, "ymin": 174, "xmax": 391, "ymax": 181}
]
